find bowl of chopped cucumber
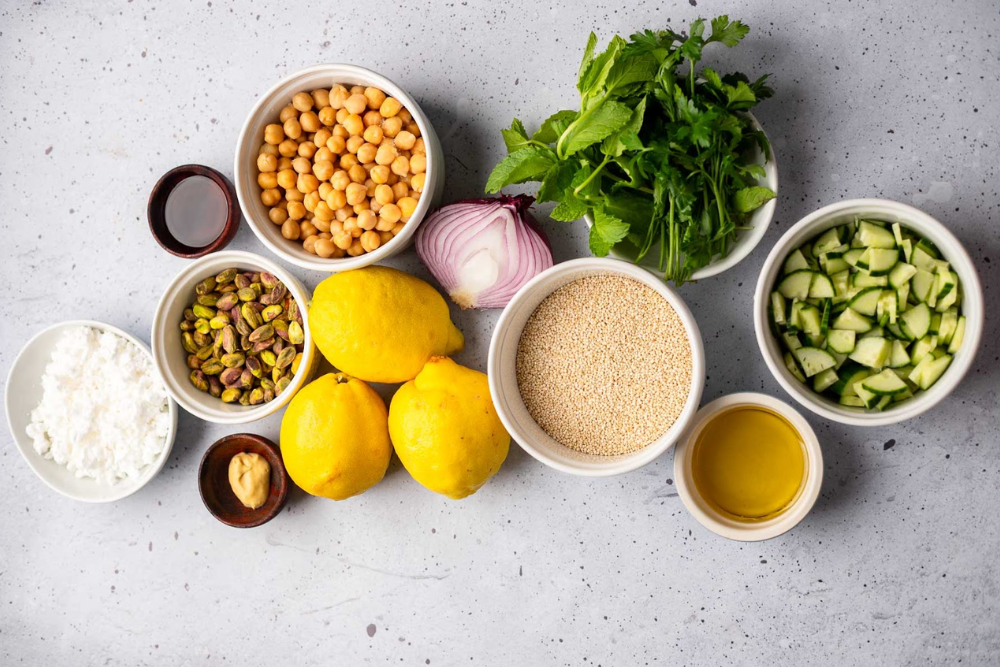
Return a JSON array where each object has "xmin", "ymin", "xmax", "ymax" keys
[{"xmin": 754, "ymin": 199, "xmax": 983, "ymax": 426}]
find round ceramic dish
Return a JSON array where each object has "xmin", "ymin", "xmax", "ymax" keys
[
  {"xmin": 753, "ymin": 198, "xmax": 984, "ymax": 426},
  {"xmin": 199, "ymin": 433, "xmax": 290, "ymax": 528},
  {"xmin": 150, "ymin": 250, "xmax": 318, "ymax": 424},
  {"xmin": 5, "ymin": 320, "xmax": 178, "ymax": 503},
  {"xmin": 584, "ymin": 112, "xmax": 777, "ymax": 281},
  {"xmin": 234, "ymin": 63, "xmax": 445, "ymax": 272},
  {"xmin": 673, "ymin": 392, "xmax": 822, "ymax": 542},
  {"xmin": 487, "ymin": 257, "xmax": 705, "ymax": 477}
]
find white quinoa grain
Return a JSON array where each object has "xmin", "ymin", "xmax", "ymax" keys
[{"xmin": 516, "ymin": 275, "xmax": 692, "ymax": 456}]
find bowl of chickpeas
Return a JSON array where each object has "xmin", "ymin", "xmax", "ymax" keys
[{"xmin": 235, "ymin": 64, "xmax": 444, "ymax": 271}]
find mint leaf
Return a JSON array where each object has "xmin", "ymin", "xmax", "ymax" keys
[
  {"xmin": 533, "ymin": 110, "xmax": 578, "ymax": 144},
  {"xmin": 550, "ymin": 195, "xmax": 590, "ymax": 222},
  {"xmin": 484, "ymin": 147, "xmax": 557, "ymax": 193},
  {"xmin": 579, "ymin": 35, "xmax": 626, "ymax": 98},
  {"xmin": 707, "ymin": 16, "xmax": 749, "ymax": 47},
  {"xmin": 501, "ymin": 118, "xmax": 530, "ymax": 152},
  {"xmin": 577, "ymin": 32, "xmax": 599, "ymax": 92},
  {"xmin": 536, "ymin": 160, "xmax": 579, "ymax": 203},
  {"xmin": 589, "ymin": 207, "xmax": 630, "ymax": 256},
  {"xmin": 733, "ymin": 186, "xmax": 776, "ymax": 213},
  {"xmin": 602, "ymin": 96, "xmax": 647, "ymax": 157},
  {"xmin": 561, "ymin": 100, "xmax": 633, "ymax": 157}
]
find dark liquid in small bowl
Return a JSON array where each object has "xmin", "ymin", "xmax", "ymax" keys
[{"xmin": 148, "ymin": 165, "xmax": 240, "ymax": 258}]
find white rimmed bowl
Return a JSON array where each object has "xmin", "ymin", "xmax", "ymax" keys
[
  {"xmin": 673, "ymin": 392, "xmax": 823, "ymax": 542},
  {"xmin": 585, "ymin": 112, "xmax": 777, "ymax": 281},
  {"xmin": 754, "ymin": 199, "xmax": 984, "ymax": 426},
  {"xmin": 487, "ymin": 257, "xmax": 705, "ymax": 476},
  {"xmin": 5, "ymin": 320, "xmax": 178, "ymax": 503},
  {"xmin": 235, "ymin": 64, "xmax": 445, "ymax": 272},
  {"xmin": 151, "ymin": 251, "xmax": 317, "ymax": 424}
]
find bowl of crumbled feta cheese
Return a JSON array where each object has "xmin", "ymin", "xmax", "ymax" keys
[{"xmin": 5, "ymin": 321, "xmax": 178, "ymax": 502}]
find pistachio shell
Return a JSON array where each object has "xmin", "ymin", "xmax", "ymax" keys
[
  {"xmin": 249, "ymin": 324, "xmax": 274, "ymax": 343},
  {"xmin": 189, "ymin": 370, "xmax": 209, "ymax": 392},
  {"xmin": 195, "ymin": 277, "xmax": 217, "ymax": 296},
  {"xmin": 288, "ymin": 321, "xmax": 305, "ymax": 345},
  {"xmin": 215, "ymin": 268, "xmax": 238, "ymax": 285},
  {"xmin": 220, "ymin": 388, "xmax": 241, "ymax": 403}
]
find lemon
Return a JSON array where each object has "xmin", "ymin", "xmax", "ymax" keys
[
  {"xmin": 279, "ymin": 372, "xmax": 390, "ymax": 500},
  {"xmin": 388, "ymin": 357, "xmax": 509, "ymax": 499},
  {"xmin": 309, "ymin": 266, "xmax": 464, "ymax": 384}
]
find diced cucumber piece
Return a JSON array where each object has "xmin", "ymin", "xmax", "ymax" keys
[
  {"xmin": 947, "ymin": 316, "xmax": 966, "ymax": 354},
  {"xmin": 866, "ymin": 248, "xmax": 899, "ymax": 276},
  {"xmin": 910, "ymin": 335, "xmax": 939, "ymax": 365},
  {"xmin": 929, "ymin": 313, "xmax": 942, "ymax": 336},
  {"xmin": 861, "ymin": 326, "xmax": 886, "ymax": 339},
  {"xmin": 812, "ymin": 227, "xmax": 844, "ymax": 256},
  {"xmin": 907, "ymin": 354, "xmax": 936, "ymax": 385},
  {"xmin": 794, "ymin": 347, "xmax": 838, "ymax": 377},
  {"xmin": 888, "ymin": 340, "xmax": 911, "ymax": 368},
  {"xmin": 813, "ymin": 368, "xmax": 840, "ymax": 393},
  {"xmin": 832, "ymin": 270, "xmax": 850, "ymax": 297},
  {"xmin": 832, "ymin": 350, "xmax": 848, "ymax": 369},
  {"xmin": 888, "ymin": 262, "xmax": 917, "ymax": 288},
  {"xmin": 886, "ymin": 321, "xmax": 908, "ymax": 341},
  {"xmin": 778, "ymin": 269, "xmax": 814, "ymax": 299},
  {"xmin": 832, "ymin": 307, "xmax": 873, "ymax": 333},
  {"xmin": 900, "ymin": 302, "xmax": 931, "ymax": 340},
  {"xmin": 911, "ymin": 268, "xmax": 935, "ymax": 303},
  {"xmin": 938, "ymin": 308, "xmax": 958, "ymax": 344},
  {"xmin": 853, "ymin": 381, "xmax": 880, "ymax": 409},
  {"xmin": 916, "ymin": 355, "xmax": 952, "ymax": 390},
  {"xmin": 839, "ymin": 395, "xmax": 866, "ymax": 408},
  {"xmin": 915, "ymin": 237, "xmax": 940, "ymax": 259},
  {"xmin": 861, "ymin": 369, "xmax": 910, "ymax": 396},
  {"xmin": 826, "ymin": 329, "xmax": 856, "ymax": 354},
  {"xmin": 857, "ymin": 220, "xmax": 897, "ymax": 248},
  {"xmin": 935, "ymin": 267, "xmax": 956, "ymax": 301},
  {"xmin": 830, "ymin": 362, "xmax": 869, "ymax": 396},
  {"xmin": 820, "ymin": 299, "xmax": 832, "ymax": 334},
  {"xmin": 783, "ymin": 249, "xmax": 810, "ymax": 274},
  {"xmin": 932, "ymin": 346, "xmax": 949, "ymax": 360},
  {"xmin": 892, "ymin": 387, "xmax": 914, "ymax": 403},
  {"xmin": 843, "ymin": 248, "xmax": 866, "ymax": 267},
  {"xmin": 877, "ymin": 290, "xmax": 898, "ymax": 326},
  {"xmin": 770, "ymin": 291, "xmax": 786, "ymax": 326},
  {"xmin": 892, "ymin": 222, "xmax": 905, "ymax": 246},
  {"xmin": 855, "ymin": 248, "xmax": 871, "ymax": 271},
  {"xmin": 809, "ymin": 273, "xmax": 836, "ymax": 298},
  {"xmin": 852, "ymin": 271, "xmax": 888, "ymax": 289},
  {"xmin": 874, "ymin": 395, "xmax": 893, "ymax": 411},
  {"xmin": 849, "ymin": 337, "xmax": 892, "ymax": 369},
  {"xmin": 900, "ymin": 239, "xmax": 913, "ymax": 263},
  {"xmin": 820, "ymin": 253, "xmax": 850, "ymax": 275},
  {"xmin": 782, "ymin": 332, "xmax": 803, "ymax": 351},
  {"xmin": 936, "ymin": 278, "xmax": 959, "ymax": 312},
  {"xmin": 804, "ymin": 333, "xmax": 827, "ymax": 348},
  {"xmin": 784, "ymin": 351, "xmax": 807, "ymax": 383},
  {"xmin": 848, "ymin": 286, "xmax": 882, "ymax": 317},
  {"xmin": 911, "ymin": 246, "xmax": 937, "ymax": 272},
  {"xmin": 896, "ymin": 282, "xmax": 911, "ymax": 308}
]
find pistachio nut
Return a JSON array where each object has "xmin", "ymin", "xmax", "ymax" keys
[
  {"xmin": 260, "ymin": 378, "xmax": 276, "ymax": 392},
  {"xmin": 218, "ymin": 283, "xmax": 238, "ymax": 293},
  {"xmin": 241, "ymin": 334, "xmax": 253, "ymax": 352},
  {"xmin": 241, "ymin": 303, "xmax": 262, "ymax": 329},
  {"xmin": 215, "ymin": 292, "xmax": 239, "ymax": 311},
  {"xmin": 291, "ymin": 352, "xmax": 303, "ymax": 375},
  {"xmin": 260, "ymin": 350, "xmax": 277, "ymax": 368},
  {"xmin": 238, "ymin": 391, "xmax": 252, "ymax": 406},
  {"xmin": 287, "ymin": 300, "xmax": 300, "ymax": 323},
  {"xmin": 263, "ymin": 387, "xmax": 275, "ymax": 403},
  {"xmin": 215, "ymin": 268, "xmax": 237, "ymax": 285},
  {"xmin": 221, "ymin": 326, "xmax": 237, "ymax": 355},
  {"xmin": 208, "ymin": 376, "xmax": 223, "ymax": 398},
  {"xmin": 200, "ymin": 359, "xmax": 224, "ymax": 376},
  {"xmin": 240, "ymin": 368, "xmax": 254, "ymax": 389},
  {"xmin": 186, "ymin": 354, "xmax": 202, "ymax": 370},
  {"xmin": 237, "ymin": 287, "xmax": 257, "ymax": 302},
  {"xmin": 248, "ymin": 388, "xmax": 264, "ymax": 405},
  {"xmin": 221, "ymin": 352, "xmax": 246, "ymax": 368},
  {"xmin": 197, "ymin": 293, "xmax": 220, "ymax": 307},
  {"xmin": 179, "ymin": 320, "xmax": 195, "ymax": 332},
  {"xmin": 275, "ymin": 346, "xmax": 296, "ymax": 370},
  {"xmin": 235, "ymin": 317, "xmax": 253, "ymax": 337},
  {"xmin": 212, "ymin": 330, "xmax": 225, "ymax": 353},
  {"xmin": 196, "ymin": 345, "xmax": 215, "ymax": 361},
  {"xmin": 273, "ymin": 338, "xmax": 285, "ymax": 355},
  {"xmin": 182, "ymin": 332, "xmax": 198, "ymax": 354},
  {"xmin": 260, "ymin": 272, "xmax": 279, "ymax": 289},
  {"xmin": 192, "ymin": 304, "xmax": 215, "ymax": 320},
  {"xmin": 220, "ymin": 367, "xmax": 243, "ymax": 387},
  {"xmin": 195, "ymin": 276, "xmax": 217, "ymax": 296},
  {"xmin": 234, "ymin": 274, "xmax": 250, "ymax": 289},
  {"xmin": 269, "ymin": 283, "xmax": 287, "ymax": 303},
  {"xmin": 220, "ymin": 388, "xmax": 241, "ymax": 403},
  {"xmin": 194, "ymin": 319, "xmax": 211, "ymax": 335},
  {"xmin": 262, "ymin": 304, "xmax": 283, "ymax": 322},
  {"xmin": 275, "ymin": 376, "xmax": 291, "ymax": 395},
  {"xmin": 189, "ymin": 370, "xmax": 209, "ymax": 392},
  {"xmin": 246, "ymin": 356, "xmax": 263, "ymax": 378},
  {"xmin": 209, "ymin": 313, "xmax": 231, "ymax": 330},
  {"xmin": 251, "ymin": 340, "xmax": 273, "ymax": 355},
  {"xmin": 272, "ymin": 319, "xmax": 289, "ymax": 341},
  {"xmin": 288, "ymin": 321, "xmax": 305, "ymax": 345},
  {"xmin": 183, "ymin": 308, "xmax": 198, "ymax": 322},
  {"xmin": 249, "ymin": 324, "xmax": 274, "ymax": 343}
]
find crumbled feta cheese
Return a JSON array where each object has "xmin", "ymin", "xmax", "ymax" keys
[{"xmin": 26, "ymin": 326, "xmax": 171, "ymax": 485}]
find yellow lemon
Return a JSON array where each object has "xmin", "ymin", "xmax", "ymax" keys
[
  {"xmin": 308, "ymin": 266, "xmax": 464, "ymax": 384},
  {"xmin": 388, "ymin": 357, "xmax": 509, "ymax": 499},
  {"xmin": 279, "ymin": 372, "xmax": 390, "ymax": 500}
]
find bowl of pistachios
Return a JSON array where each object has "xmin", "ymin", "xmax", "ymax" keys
[{"xmin": 151, "ymin": 250, "xmax": 318, "ymax": 424}]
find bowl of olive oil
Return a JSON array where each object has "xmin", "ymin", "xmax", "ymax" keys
[{"xmin": 674, "ymin": 392, "xmax": 823, "ymax": 541}]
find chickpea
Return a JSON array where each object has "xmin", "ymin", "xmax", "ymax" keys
[
  {"xmin": 333, "ymin": 231, "xmax": 353, "ymax": 250},
  {"xmin": 329, "ymin": 219, "xmax": 345, "ymax": 235},
  {"xmin": 314, "ymin": 147, "xmax": 334, "ymax": 164},
  {"xmin": 327, "ymin": 135, "xmax": 346, "ymax": 154},
  {"xmin": 343, "ymin": 114, "xmax": 364, "ymax": 136},
  {"xmin": 345, "ymin": 182, "xmax": 367, "ymax": 205},
  {"xmin": 269, "ymin": 207, "xmax": 288, "ymax": 225},
  {"xmin": 390, "ymin": 155, "xmax": 410, "ymax": 177},
  {"xmin": 386, "ymin": 171, "xmax": 400, "ymax": 186},
  {"xmin": 379, "ymin": 230, "xmax": 394, "ymax": 245},
  {"xmin": 332, "ymin": 123, "xmax": 350, "ymax": 139},
  {"xmin": 283, "ymin": 117, "xmax": 302, "ymax": 140},
  {"xmin": 347, "ymin": 238, "xmax": 365, "ymax": 257},
  {"xmin": 291, "ymin": 156, "xmax": 311, "ymax": 174},
  {"xmin": 313, "ymin": 128, "xmax": 332, "ymax": 148},
  {"xmin": 413, "ymin": 137, "xmax": 426, "ymax": 155},
  {"xmin": 302, "ymin": 235, "xmax": 319, "ymax": 254},
  {"xmin": 405, "ymin": 123, "xmax": 421, "ymax": 137},
  {"xmin": 359, "ymin": 230, "xmax": 381, "ymax": 252},
  {"xmin": 363, "ymin": 110, "xmax": 382, "ymax": 127},
  {"xmin": 330, "ymin": 85, "xmax": 349, "ymax": 109},
  {"xmin": 312, "ymin": 201, "xmax": 333, "ymax": 222},
  {"xmin": 344, "ymin": 93, "xmax": 368, "ymax": 115},
  {"xmin": 357, "ymin": 209, "xmax": 377, "ymax": 231},
  {"xmin": 381, "ymin": 116, "xmax": 402, "ymax": 138},
  {"xmin": 394, "ymin": 131, "xmax": 416, "ymax": 151},
  {"xmin": 304, "ymin": 191, "xmax": 321, "ymax": 212},
  {"xmin": 370, "ymin": 199, "xmax": 384, "ymax": 214},
  {"xmin": 354, "ymin": 199, "xmax": 371, "ymax": 215},
  {"xmin": 348, "ymin": 164, "xmax": 367, "ymax": 184},
  {"xmin": 410, "ymin": 172, "xmax": 426, "ymax": 193},
  {"xmin": 392, "ymin": 181, "xmax": 410, "ymax": 201},
  {"xmin": 312, "ymin": 89, "xmax": 331, "ymax": 109},
  {"xmin": 259, "ymin": 143, "xmax": 279, "ymax": 157},
  {"xmin": 278, "ymin": 105, "xmax": 298, "ymax": 123},
  {"xmin": 339, "ymin": 153, "xmax": 360, "ymax": 170},
  {"xmin": 300, "ymin": 221, "xmax": 318, "ymax": 238},
  {"xmin": 292, "ymin": 91, "xmax": 314, "ymax": 112},
  {"xmin": 286, "ymin": 200, "xmax": 305, "ymax": 220},
  {"xmin": 370, "ymin": 165, "xmax": 391, "ymax": 184},
  {"xmin": 391, "ymin": 221, "xmax": 406, "ymax": 236},
  {"xmin": 380, "ymin": 97, "xmax": 402, "ymax": 118},
  {"xmin": 346, "ymin": 135, "xmax": 365, "ymax": 154},
  {"xmin": 286, "ymin": 187, "xmax": 305, "ymax": 202},
  {"xmin": 349, "ymin": 85, "xmax": 364, "ymax": 95},
  {"xmin": 260, "ymin": 188, "xmax": 282, "ymax": 207},
  {"xmin": 297, "ymin": 141, "xmax": 317, "ymax": 159},
  {"xmin": 313, "ymin": 160, "xmax": 334, "ymax": 182},
  {"xmin": 343, "ymin": 217, "xmax": 360, "ymax": 234},
  {"xmin": 335, "ymin": 206, "xmax": 352, "ymax": 222},
  {"xmin": 374, "ymin": 143, "xmax": 396, "ymax": 166},
  {"xmin": 313, "ymin": 217, "xmax": 331, "ymax": 233},
  {"xmin": 277, "ymin": 157, "xmax": 293, "ymax": 171},
  {"xmin": 398, "ymin": 108, "xmax": 413, "ymax": 123},
  {"xmin": 331, "ymin": 170, "xmax": 350, "ymax": 191},
  {"xmin": 407, "ymin": 153, "xmax": 426, "ymax": 175},
  {"xmin": 318, "ymin": 182, "xmax": 334, "ymax": 198},
  {"xmin": 278, "ymin": 139, "xmax": 299, "ymax": 158},
  {"xmin": 375, "ymin": 215, "xmax": 396, "ymax": 232},
  {"xmin": 313, "ymin": 238, "xmax": 335, "ymax": 258},
  {"xmin": 277, "ymin": 218, "xmax": 299, "ymax": 240},
  {"xmin": 353, "ymin": 142, "xmax": 375, "ymax": 164},
  {"xmin": 363, "ymin": 125, "xmax": 384, "ymax": 145},
  {"xmin": 318, "ymin": 106, "xmax": 336, "ymax": 126},
  {"xmin": 397, "ymin": 196, "xmax": 419, "ymax": 221},
  {"xmin": 336, "ymin": 107, "xmax": 350, "ymax": 124},
  {"xmin": 328, "ymin": 189, "xmax": 348, "ymax": 210},
  {"xmin": 379, "ymin": 204, "xmax": 401, "ymax": 225},
  {"xmin": 297, "ymin": 173, "xmax": 320, "ymax": 193},
  {"xmin": 264, "ymin": 123, "xmax": 285, "ymax": 144},
  {"xmin": 299, "ymin": 111, "xmax": 320, "ymax": 133},
  {"xmin": 258, "ymin": 172, "xmax": 278, "ymax": 189},
  {"xmin": 374, "ymin": 183, "xmax": 394, "ymax": 205},
  {"xmin": 256, "ymin": 153, "xmax": 278, "ymax": 173}
]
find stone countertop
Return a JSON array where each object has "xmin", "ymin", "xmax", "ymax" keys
[{"xmin": 1, "ymin": 1, "xmax": 997, "ymax": 664}]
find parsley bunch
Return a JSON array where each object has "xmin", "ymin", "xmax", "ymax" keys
[{"xmin": 485, "ymin": 16, "xmax": 776, "ymax": 283}]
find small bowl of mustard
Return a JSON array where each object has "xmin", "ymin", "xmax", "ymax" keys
[
  {"xmin": 199, "ymin": 433, "xmax": 290, "ymax": 528},
  {"xmin": 673, "ymin": 392, "xmax": 823, "ymax": 541}
]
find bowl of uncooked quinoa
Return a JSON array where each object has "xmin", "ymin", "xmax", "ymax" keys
[{"xmin": 487, "ymin": 258, "xmax": 705, "ymax": 476}]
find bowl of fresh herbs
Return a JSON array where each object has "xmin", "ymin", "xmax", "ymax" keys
[{"xmin": 486, "ymin": 16, "xmax": 777, "ymax": 284}]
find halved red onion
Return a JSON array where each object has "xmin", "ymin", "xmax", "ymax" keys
[{"xmin": 416, "ymin": 195, "xmax": 554, "ymax": 309}]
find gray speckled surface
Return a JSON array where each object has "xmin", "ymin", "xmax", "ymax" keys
[{"xmin": 1, "ymin": 1, "xmax": 998, "ymax": 664}]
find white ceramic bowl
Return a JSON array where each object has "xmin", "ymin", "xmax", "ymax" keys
[
  {"xmin": 585, "ymin": 113, "xmax": 777, "ymax": 281},
  {"xmin": 754, "ymin": 199, "xmax": 984, "ymax": 426},
  {"xmin": 673, "ymin": 392, "xmax": 823, "ymax": 541},
  {"xmin": 151, "ymin": 251, "xmax": 317, "ymax": 424},
  {"xmin": 235, "ymin": 64, "xmax": 446, "ymax": 272},
  {"xmin": 5, "ymin": 320, "xmax": 178, "ymax": 503},
  {"xmin": 487, "ymin": 257, "xmax": 705, "ymax": 476}
]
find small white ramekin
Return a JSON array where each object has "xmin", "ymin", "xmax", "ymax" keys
[
  {"xmin": 234, "ymin": 64, "xmax": 445, "ymax": 273},
  {"xmin": 5, "ymin": 320, "xmax": 178, "ymax": 503},
  {"xmin": 673, "ymin": 392, "xmax": 823, "ymax": 542},
  {"xmin": 151, "ymin": 251, "xmax": 317, "ymax": 424},
  {"xmin": 585, "ymin": 112, "xmax": 777, "ymax": 281},
  {"xmin": 753, "ymin": 198, "xmax": 984, "ymax": 427},
  {"xmin": 487, "ymin": 257, "xmax": 706, "ymax": 476}
]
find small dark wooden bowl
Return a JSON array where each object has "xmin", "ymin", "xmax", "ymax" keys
[
  {"xmin": 148, "ymin": 164, "xmax": 240, "ymax": 258},
  {"xmin": 199, "ymin": 433, "xmax": 289, "ymax": 528}
]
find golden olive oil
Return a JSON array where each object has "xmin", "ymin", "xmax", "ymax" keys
[{"xmin": 691, "ymin": 406, "xmax": 806, "ymax": 521}]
